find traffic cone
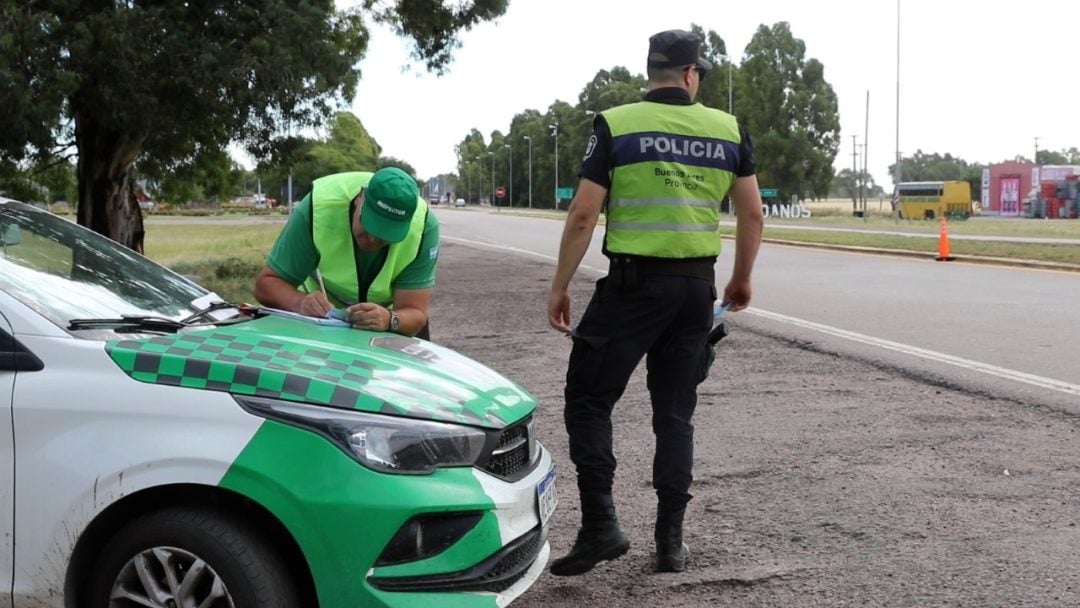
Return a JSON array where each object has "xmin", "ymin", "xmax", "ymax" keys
[{"xmin": 935, "ymin": 216, "xmax": 955, "ymax": 261}]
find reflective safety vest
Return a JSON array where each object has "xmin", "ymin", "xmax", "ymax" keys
[
  {"xmin": 300, "ymin": 172, "xmax": 427, "ymax": 307},
  {"xmin": 602, "ymin": 101, "xmax": 740, "ymax": 258}
]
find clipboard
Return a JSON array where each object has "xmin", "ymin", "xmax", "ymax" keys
[{"xmin": 258, "ymin": 307, "xmax": 351, "ymax": 327}]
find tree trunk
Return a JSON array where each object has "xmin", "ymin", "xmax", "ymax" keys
[{"xmin": 74, "ymin": 114, "xmax": 146, "ymax": 253}]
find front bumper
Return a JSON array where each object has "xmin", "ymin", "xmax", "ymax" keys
[{"xmin": 221, "ymin": 416, "xmax": 555, "ymax": 608}]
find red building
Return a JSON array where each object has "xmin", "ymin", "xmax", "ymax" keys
[
  {"xmin": 983, "ymin": 162, "xmax": 1080, "ymax": 217},
  {"xmin": 981, "ymin": 161, "xmax": 1034, "ymax": 217}
]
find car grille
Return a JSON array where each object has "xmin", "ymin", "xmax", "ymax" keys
[{"xmin": 482, "ymin": 418, "xmax": 532, "ymax": 480}]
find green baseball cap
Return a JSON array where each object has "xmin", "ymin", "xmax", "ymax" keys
[{"xmin": 361, "ymin": 167, "xmax": 420, "ymax": 243}]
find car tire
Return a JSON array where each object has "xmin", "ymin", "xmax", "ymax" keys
[{"xmin": 88, "ymin": 506, "xmax": 299, "ymax": 608}]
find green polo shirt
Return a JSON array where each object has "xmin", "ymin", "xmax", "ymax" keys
[{"xmin": 266, "ymin": 194, "xmax": 439, "ymax": 303}]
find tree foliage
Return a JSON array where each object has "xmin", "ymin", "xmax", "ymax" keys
[
  {"xmin": 451, "ymin": 22, "xmax": 842, "ymax": 207},
  {"xmin": 139, "ymin": 147, "xmax": 245, "ymax": 205},
  {"xmin": 256, "ymin": 111, "xmax": 384, "ymax": 202},
  {"xmin": 0, "ymin": 1, "xmax": 506, "ymax": 250},
  {"xmin": 888, "ymin": 150, "xmax": 982, "ymax": 200},
  {"xmin": 690, "ymin": 24, "xmax": 733, "ymax": 113},
  {"xmin": 830, "ymin": 168, "xmax": 884, "ymax": 200},
  {"xmin": 1035, "ymin": 147, "xmax": 1080, "ymax": 166},
  {"xmin": 737, "ymin": 22, "xmax": 841, "ymax": 200}
]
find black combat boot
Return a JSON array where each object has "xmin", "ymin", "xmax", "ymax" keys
[
  {"xmin": 654, "ymin": 506, "xmax": 689, "ymax": 573},
  {"xmin": 549, "ymin": 493, "xmax": 630, "ymax": 576}
]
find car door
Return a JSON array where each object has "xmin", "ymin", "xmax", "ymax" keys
[{"xmin": 0, "ymin": 312, "xmax": 15, "ymax": 607}]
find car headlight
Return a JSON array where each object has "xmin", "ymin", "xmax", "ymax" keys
[{"xmin": 235, "ymin": 395, "xmax": 488, "ymax": 475}]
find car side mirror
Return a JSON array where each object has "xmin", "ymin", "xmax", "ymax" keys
[{"xmin": 0, "ymin": 223, "xmax": 21, "ymax": 247}]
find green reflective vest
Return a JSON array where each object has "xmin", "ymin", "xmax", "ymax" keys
[
  {"xmin": 602, "ymin": 101, "xmax": 740, "ymax": 258},
  {"xmin": 300, "ymin": 172, "xmax": 427, "ymax": 307}
]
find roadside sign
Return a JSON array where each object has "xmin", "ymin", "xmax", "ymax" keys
[
  {"xmin": 760, "ymin": 188, "xmax": 779, "ymax": 198},
  {"xmin": 495, "ymin": 186, "xmax": 506, "ymax": 199},
  {"xmin": 556, "ymin": 187, "xmax": 574, "ymax": 200}
]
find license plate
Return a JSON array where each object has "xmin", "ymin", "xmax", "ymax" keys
[{"xmin": 536, "ymin": 467, "xmax": 558, "ymax": 527}]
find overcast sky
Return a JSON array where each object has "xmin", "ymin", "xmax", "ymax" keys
[{"xmin": 342, "ymin": 0, "xmax": 1080, "ymax": 190}]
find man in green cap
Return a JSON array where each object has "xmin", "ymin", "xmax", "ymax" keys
[{"xmin": 255, "ymin": 167, "xmax": 440, "ymax": 339}]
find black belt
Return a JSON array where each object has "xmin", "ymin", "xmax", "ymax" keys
[{"xmin": 607, "ymin": 256, "xmax": 715, "ymax": 284}]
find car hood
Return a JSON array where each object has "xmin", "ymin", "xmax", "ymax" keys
[{"xmin": 105, "ymin": 316, "xmax": 536, "ymax": 429}]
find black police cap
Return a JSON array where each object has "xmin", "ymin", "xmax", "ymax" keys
[{"xmin": 647, "ymin": 29, "xmax": 714, "ymax": 71}]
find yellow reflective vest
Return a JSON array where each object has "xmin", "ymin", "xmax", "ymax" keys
[
  {"xmin": 300, "ymin": 172, "xmax": 427, "ymax": 307},
  {"xmin": 602, "ymin": 101, "xmax": 740, "ymax": 258}
]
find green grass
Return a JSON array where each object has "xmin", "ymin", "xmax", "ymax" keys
[
  {"xmin": 144, "ymin": 223, "xmax": 283, "ymax": 304},
  {"xmin": 722, "ymin": 227, "xmax": 1080, "ymax": 266},
  {"xmin": 768, "ymin": 214, "xmax": 1080, "ymax": 238}
]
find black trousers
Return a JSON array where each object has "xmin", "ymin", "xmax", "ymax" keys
[{"xmin": 564, "ymin": 273, "xmax": 714, "ymax": 510}]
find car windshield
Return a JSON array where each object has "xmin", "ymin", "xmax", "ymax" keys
[{"xmin": 0, "ymin": 199, "xmax": 210, "ymax": 329}]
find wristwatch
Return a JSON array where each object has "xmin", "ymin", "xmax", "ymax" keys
[{"xmin": 388, "ymin": 310, "xmax": 400, "ymax": 333}]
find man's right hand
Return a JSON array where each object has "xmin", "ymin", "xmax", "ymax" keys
[
  {"xmin": 548, "ymin": 288, "xmax": 572, "ymax": 335},
  {"xmin": 298, "ymin": 292, "xmax": 333, "ymax": 318}
]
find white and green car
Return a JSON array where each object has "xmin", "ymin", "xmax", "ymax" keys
[{"xmin": 0, "ymin": 198, "xmax": 557, "ymax": 608}]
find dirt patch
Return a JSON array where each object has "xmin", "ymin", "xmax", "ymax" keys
[{"xmin": 431, "ymin": 241, "xmax": 1080, "ymax": 608}]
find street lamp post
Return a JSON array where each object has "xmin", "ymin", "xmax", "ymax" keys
[
  {"xmin": 523, "ymin": 135, "xmax": 533, "ymax": 209},
  {"xmin": 474, "ymin": 156, "xmax": 482, "ymax": 204},
  {"xmin": 718, "ymin": 54, "xmax": 733, "ymax": 113},
  {"xmin": 549, "ymin": 121, "xmax": 559, "ymax": 208},
  {"xmin": 504, "ymin": 143, "xmax": 513, "ymax": 207},
  {"xmin": 489, "ymin": 151, "xmax": 495, "ymax": 207}
]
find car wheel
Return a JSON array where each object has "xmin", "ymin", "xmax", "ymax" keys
[{"xmin": 89, "ymin": 507, "xmax": 299, "ymax": 608}]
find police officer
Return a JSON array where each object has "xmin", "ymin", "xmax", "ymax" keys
[
  {"xmin": 547, "ymin": 29, "xmax": 764, "ymax": 575},
  {"xmin": 255, "ymin": 167, "xmax": 440, "ymax": 339}
]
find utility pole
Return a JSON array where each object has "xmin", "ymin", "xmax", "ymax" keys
[
  {"xmin": 863, "ymin": 90, "xmax": 870, "ymax": 215},
  {"xmin": 894, "ymin": 0, "xmax": 902, "ymax": 197},
  {"xmin": 504, "ymin": 143, "xmax": 512, "ymax": 207},
  {"xmin": 524, "ymin": 135, "xmax": 533, "ymax": 209},
  {"xmin": 852, "ymin": 135, "xmax": 859, "ymax": 213},
  {"xmin": 474, "ymin": 156, "xmax": 482, "ymax": 204},
  {"xmin": 1034, "ymin": 136, "xmax": 1041, "ymax": 165},
  {"xmin": 550, "ymin": 121, "xmax": 559, "ymax": 208}
]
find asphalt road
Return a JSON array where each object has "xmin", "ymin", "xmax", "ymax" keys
[
  {"xmin": 433, "ymin": 206, "xmax": 1080, "ymax": 409},
  {"xmin": 429, "ymin": 239, "xmax": 1080, "ymax": 608}
]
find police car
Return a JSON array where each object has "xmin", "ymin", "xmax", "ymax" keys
[{"xmin": 0, "ymin": 197, "xmax": 556, "ymax": 608}]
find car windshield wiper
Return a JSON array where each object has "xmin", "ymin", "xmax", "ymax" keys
[
  {"xmin": 180, "ymin": 300, "xmax": 242, "ymax": 325},
  {"xmin": 68, "ymin": 315, "xmax": 188, "ymax": 333},
  {"xmin": 68, "ymin": 301, "xmax": 252, "ymax": 334}
]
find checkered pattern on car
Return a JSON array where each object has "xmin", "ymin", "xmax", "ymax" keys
[{"xmin": 106, "ymin": 330, "xmax": 404, "ymax": 413}]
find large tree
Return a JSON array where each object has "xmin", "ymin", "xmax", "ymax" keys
[
  {"xmin": 0, "ymin": 0, "xmax": 506, "ymax": 251},
  {"xmin": 689, "ymin": 24, "xmax": 733, "ymax": 114},
  {"xmin": 888, "ymin": 150, "xmax": 982, "ymax": 200},
  {"xmin": 737, "ymin": 22, "xmax": 841, "ymax": 200}
]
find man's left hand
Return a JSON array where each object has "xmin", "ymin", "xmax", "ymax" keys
[{"xmin": 347, "ymin": 302, "xmax": 389, "ymax": 331}]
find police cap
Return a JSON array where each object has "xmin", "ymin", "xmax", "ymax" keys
[{"xmin": 647, "ymin": 29, "xmax": 714, "ymax": 72}]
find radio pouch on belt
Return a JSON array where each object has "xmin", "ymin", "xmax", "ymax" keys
[
  {"xmin": 697, "ymin": 303, "xmax": 730, "ymax": 384},
  {"xmin": 609, "ymin": 256, "xmax": 640, "ymax": 289}
]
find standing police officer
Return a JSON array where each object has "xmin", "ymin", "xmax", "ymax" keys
[{"xmin": 547, "ymin": 29, "xmax": 764, "ymax": 575}]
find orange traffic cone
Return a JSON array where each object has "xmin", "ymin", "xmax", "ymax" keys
[{"xmin": 935, "ymin": 216, "xmax": 955, "ymax": 261}]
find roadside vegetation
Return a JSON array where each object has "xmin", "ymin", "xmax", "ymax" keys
[{"xmin": 144, "ymin": 223, "xmax": 280, "ymax": 305}]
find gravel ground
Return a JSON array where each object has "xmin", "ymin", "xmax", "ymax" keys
[{"xmin": 430, "ymin": 241, "xmax": 1080, "ymax": 608}]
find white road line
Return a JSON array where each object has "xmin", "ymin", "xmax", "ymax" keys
[
  {"xmin": 445, "ymin": 235, "xmax": 1080, "ymax": 398},
  {"xmin": 749, "ymin": 308, "xmax": 1080, "ymax": 397},
  {"xmin": 443, "ymin": 235, "xmax": 605, "ymax": 274}
]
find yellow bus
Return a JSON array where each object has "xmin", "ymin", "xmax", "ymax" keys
[{"xmin": 894, "ymin": 180, "xmax": 973, "ymax": 220}]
